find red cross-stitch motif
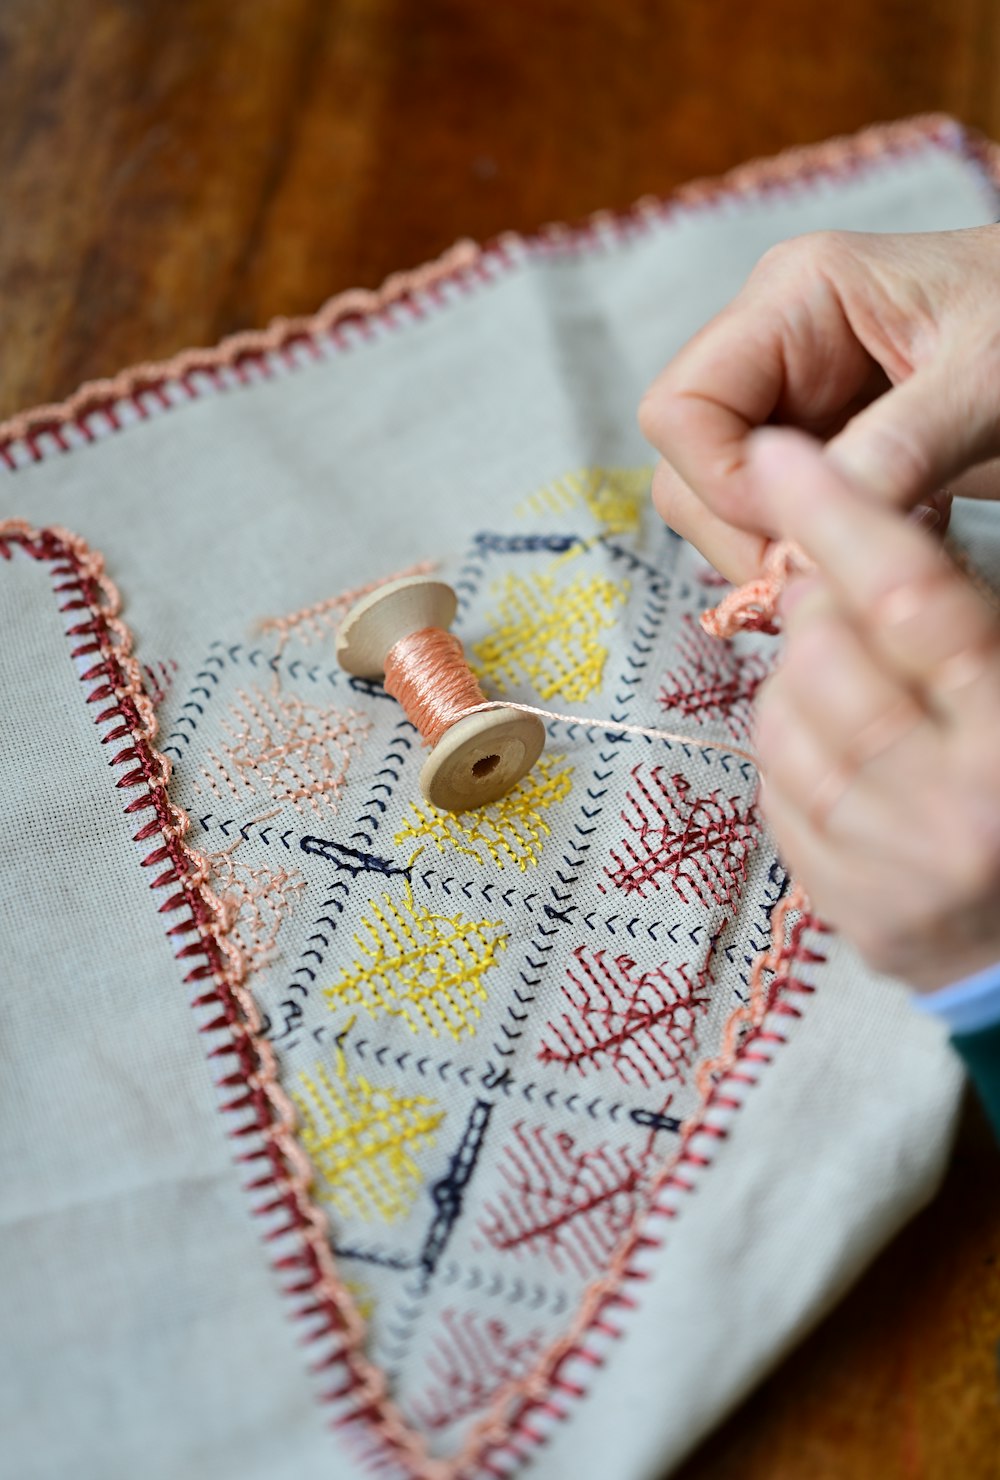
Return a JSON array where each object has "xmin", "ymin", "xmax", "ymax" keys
[
  {"xmin": 409, "ymin": 1310, "xmax": 545, "ymax": 1433},
  {"xmin": 604, "ymin": 764, "xmax": 759, "ymax": 907},
  {"xmin": 659, "ymin": 612, "xmax": 769, "ymax": 742},
  {"xmin": 479, "ymin": 1123, "xmax": 647, "ymax": 1278},
  {"xmin": 538, "ymin": 946, "xmax": 713, "ymax": 1088}
]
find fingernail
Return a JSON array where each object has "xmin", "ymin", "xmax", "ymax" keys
[{"xmin": 909, "ymin": 504, "xmax": 941, "ymax": 532}]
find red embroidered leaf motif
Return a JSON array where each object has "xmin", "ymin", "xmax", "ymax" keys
[
  {"xmin": 409, "ymin": 1310, "xmax": 545, "ymax": 1433},
  {"xmin": 605, "ymin": 764, "xmax": 759, "ymax": 907},
  {"xmin": 479, "ymin": 1123, "xmax": 646, "ymax": 1278},
  {"xmin": 538, "ymin": 946, "xmax": 712, "ymax": 1088},
  {"xmin": 659, "ymin": 612, "xmax": 768, "ymax": 742}
]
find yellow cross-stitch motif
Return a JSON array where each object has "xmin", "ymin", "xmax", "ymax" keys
[
  {"xmin": 516, "ymin": 466, "xmax": 652, "ymax": 535},
  {"xmin": 474, "ymin": 571, "xmax": 627, "ymax": 702},
  {"xmin": 394, "ymin": 754, "xmax": 573, "ymax": 870},
  {"xmin": 294, "ymin": 1056, "xmax": 444, "ymax": 1222},
  {"xmin": 325, "ymin": 886, "xmax": 507, "ymax": 1040}
]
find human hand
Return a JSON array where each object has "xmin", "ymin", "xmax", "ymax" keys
[
  {"xmin": 748, "ymin": 428, "xmax": 1000, "ymax": 993},
  {"xmin": 639, "ymin": 226, "xmax": 1000, "ymax": 583}
]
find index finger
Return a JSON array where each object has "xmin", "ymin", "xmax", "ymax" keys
[
  {"xmin": 638, "ymin": 295, "xmax": 784, "ymax": 533},
  {"xmin": 750, "ymin": 428, "xmax": 1000, "ymax": 725},
  {"xmin": 637, "ymin": 237, "xmax": 879, "ymax": 533}
]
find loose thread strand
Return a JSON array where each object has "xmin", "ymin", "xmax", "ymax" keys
[
  {"xmin": 381, "ymin": 624, "xmax": 763, "ymax": 768},
  {"xmin": 459, "ymin": 699, "xmax": 761, "ymax": 770}
]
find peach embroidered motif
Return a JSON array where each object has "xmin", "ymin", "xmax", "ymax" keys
[
  {"xmin": 324, "ymin": 886, "xmax": 507, "ymax": 1040},
  {"xmin": 393, "ymin": 754, "xmax": 572, "ymax": 870},
  {"xmin": 209, "ymin": 852, "xmax": 306, "ymax": 971},
  {"xmin": 474, "ymin": 570, "xmax": 627, "ymax": 703},
  {"xmin": 259, "ymin": 560, "xmax": 436, "ymax": 659},
  {"xmin": 197, "ymin": 686, "xmax": 369, "ymax": 817},
  {"xmin": 293, "ymin": 1053, "xmax": 445, "ymax": 1223}
]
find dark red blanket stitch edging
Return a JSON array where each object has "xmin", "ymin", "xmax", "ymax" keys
[
  {"xmin": 0, "ymin": 517, "xmax": 824, "ymax": 1479},
  {"xmin": 1, "ymin": 113, "xmax": 998, "ymax": 472}
]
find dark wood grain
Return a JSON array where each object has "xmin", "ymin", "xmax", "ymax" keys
[
  {"xmin": 1, "ymin": 2, "xmax": 998, "ymax": 1475},
  {"xmin": 4, "ymin": 0, "xmax": 1000, "ymax": 418}
]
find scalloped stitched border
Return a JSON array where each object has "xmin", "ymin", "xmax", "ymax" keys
[
  {"xmin": 1, "ymin": 516, "xmax": 822, "ymax": 1479},
  {"xmin": 1, "ymin": 113, "xmax": 998, "ymax": 471}
]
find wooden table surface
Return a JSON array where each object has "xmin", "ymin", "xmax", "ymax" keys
[{"xmin": 1, "ymin": 2, "xmax": 998, "ymax": 1476}]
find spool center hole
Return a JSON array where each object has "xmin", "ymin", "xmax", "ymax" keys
[{"xmin": 473, "ymin": 753, "xmax": 500, "ymax": 779}]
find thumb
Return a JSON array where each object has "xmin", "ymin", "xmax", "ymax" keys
[{"xmin": 825, "ymin": 359, "xmax": 1000, "ymax": 508}]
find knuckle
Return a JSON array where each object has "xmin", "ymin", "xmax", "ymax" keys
[
  {"xmin": 649, "ymin": 459, "xmax": 681, "ymax": 521},
  {"xmin": 749, "ymin": 239, "xmax": 796, "ymax": 281},
  {"xmin": 638, "ymin": 372, "xmax": 681, "ymax": 446},
  {"xmin": 859, "ymin": 420, "xmax": 933, "ymax": 494},
  {"xmin": 803, "ymin": 229, "xmax": 853, "ymax": 268},
  {"xmin": 637, "ymin": 385, "xmax": 662, "ymax": 442},
  {"xmin": 749, "ymin": 230, "xmax": 849, "ymax": 284}
]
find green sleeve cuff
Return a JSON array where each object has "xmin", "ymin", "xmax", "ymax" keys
[{"xmin": 952, "ymin": 1020, "xmax": 1000, "ymax": 1140}]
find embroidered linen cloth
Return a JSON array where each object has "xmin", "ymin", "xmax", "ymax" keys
[{"xmin": 2, "ymin": 117, "xmax": 996, "ymax": 1480}]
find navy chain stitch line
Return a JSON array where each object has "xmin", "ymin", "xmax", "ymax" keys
[
  {"xmin": 373, "ymin": 1097, "xmax": 497, "ymax": 1374},
  {"xmin": 262, "ymin": 719, "xmax": 418, "ymax": 1047}
]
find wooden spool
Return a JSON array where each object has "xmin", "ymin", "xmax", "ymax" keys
[{"xmin": 336, "ymin": 575, "xmax": 546, "ymax": 812}]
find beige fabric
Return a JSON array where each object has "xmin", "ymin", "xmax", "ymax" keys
[
  {"xmin": 0, "ymin": 121, "xmax": 990, "ymax": 1480},
  {"xmin": 0, "ymin": 556, "xmax": 334, "ymax": 1480}
]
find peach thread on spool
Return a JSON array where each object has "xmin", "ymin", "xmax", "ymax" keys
[
  {"xmin": 336, "ymin": 576, "xmax": 547, "ymax": 813},
  {"xmin": 335, "ymin": 572, "xmax": 790, "ymax": 813}
]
